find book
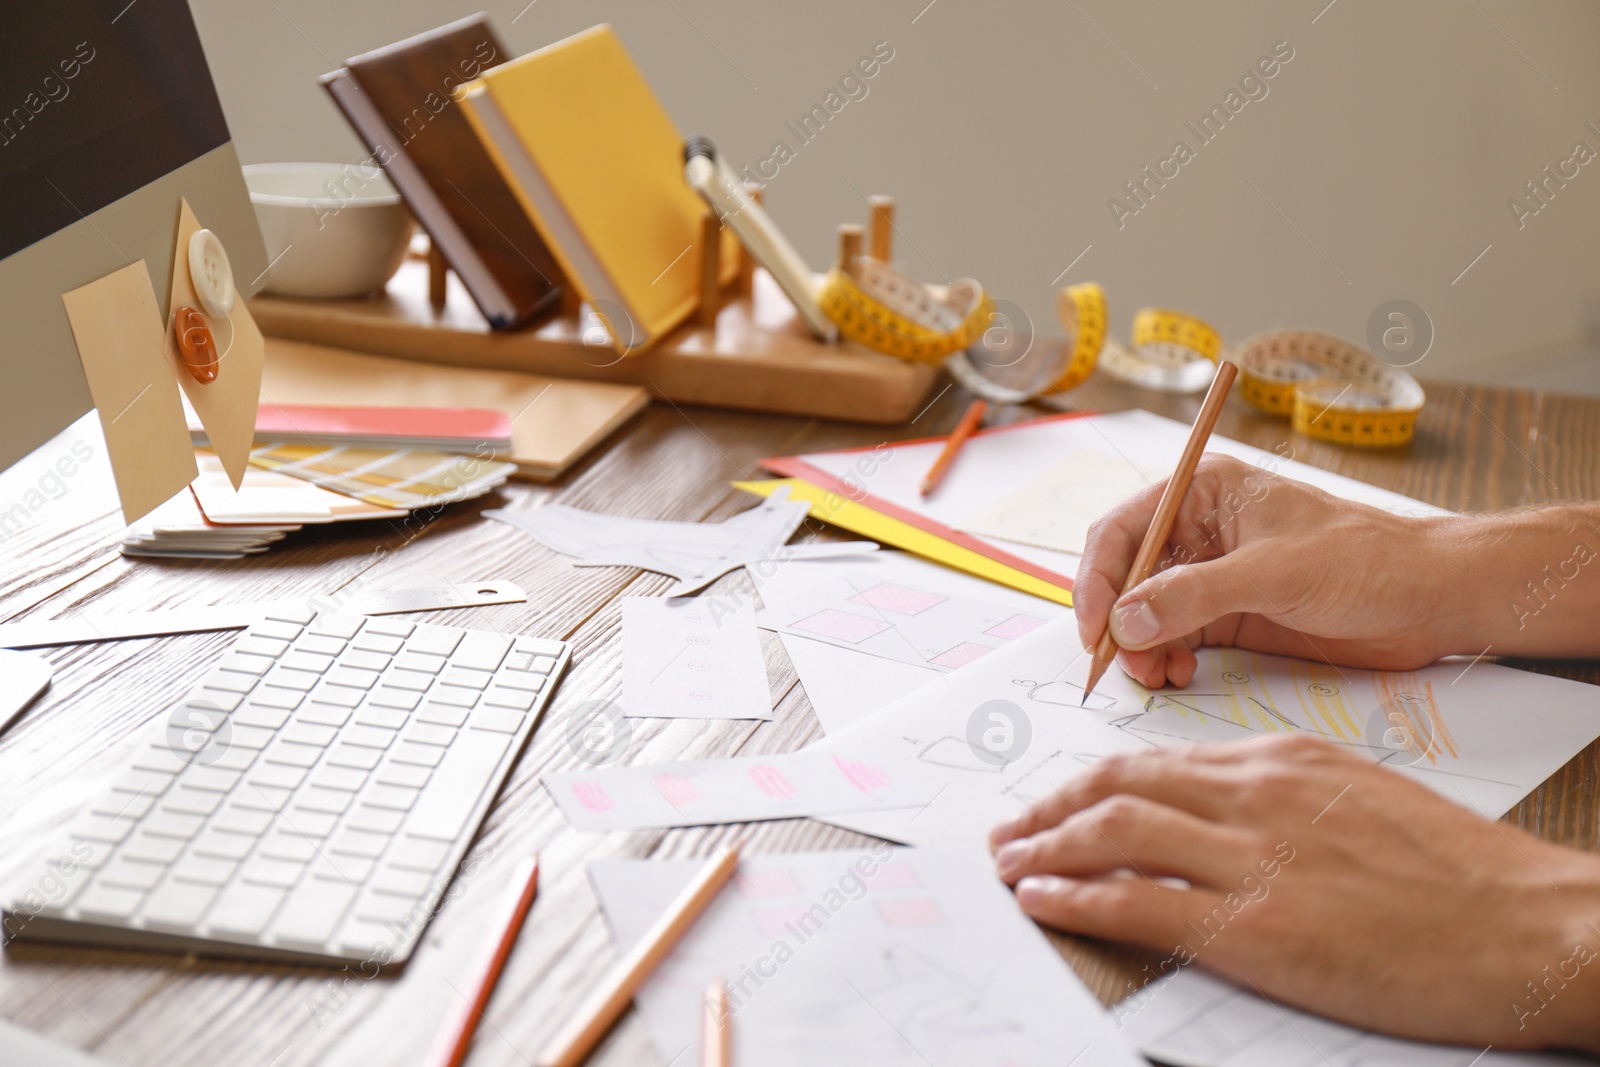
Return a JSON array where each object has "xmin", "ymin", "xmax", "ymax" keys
[
  {"xmin": 257, "ymin": 338, "xmax": 650, "ymax": 480},
  {"xmin": 188, "ymin": 402, "xmax": 515, "ymax": 454},
  {"xmin": 322, "ymin": 15, "xmax": 565, "ymax": 330},
  {"xmin": 456, "ymin": 24, "xmax": 736, "ymax": 355}
]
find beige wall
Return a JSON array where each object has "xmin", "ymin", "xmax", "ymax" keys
[{"xmin": 192, "ymin": 0, "xmax": 1600, "ymax": 389}]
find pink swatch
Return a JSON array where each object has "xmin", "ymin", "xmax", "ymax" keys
[
  {"xmin": 985, "ymin": 613, "xmax": 1047, "ymax": 641},
  {"xmin": 652, "ymin": 772, "xmax": 702, "ymax": 807},
  {"xmin": 790, "ymin": 608, "xmax": 890, "ymax": 644},
  {"xmin": 833, "ymin": 755, "xmax": 890, "ymax": 794},
  {"xmin": 736, "ymin": 869, "xmax": 802, "ymax": 899},
  {"xmin": 863, "ymin": 861, "xmax": 923, "ymax": 891},
  {"xmin": 930, "ymin": 641, "xmax": 993, "ymax": 669},
  {"xmin": 875, "ymin": 897, "xmax": 946, "ymax": 928},
  {"xmin": 572, "ymin": 780, "xmax": 613, "ymax": 813},
  {"xmin": 847, "ymin": 582, "xmax": 947, "ymax": 616},
  {"xmin": 749, "ymin": 764, "xmax": 797, "ymax": 799}
]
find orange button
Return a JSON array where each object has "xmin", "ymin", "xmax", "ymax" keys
[{"xmin": 175, "ymin": 306, "xmax": 218, "ymax": 383}]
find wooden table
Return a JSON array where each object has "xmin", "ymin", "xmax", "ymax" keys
[{"xmin": 2, "ymin": 374, "xmax": 1596, "ymax": 1066}]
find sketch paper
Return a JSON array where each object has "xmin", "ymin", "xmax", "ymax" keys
[
  {"xmin": 622, "ymin": 596, "xmax": 772, "ymax": 719},
  {"xmin": 811, "ymin": 616, "xmax": 1600, "ymax": 849},
  {"xmin": 749, "ymin": 552, "xmax": 1066, "ymax": 732},
  {"xmin": 543, "ymin": 750, "xmax": 941, "ymax": 832},
  {"xmin": 958, "ymin": 449, "xmax": 1168, "ymax": 555},
  {"xmin": 487, "ymin": 485, "xmax": 873, "ymax": 595},
  {"xmin": 1115, "ymin": 967, "xmax": 1587, "ymax": 1067},
  {"xmin": 591, "ymin": 848, "xmax": 1147, "ymax": 1067}
]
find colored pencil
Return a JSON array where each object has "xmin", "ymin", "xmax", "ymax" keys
[
  {"xmin": 919, "ymin": 399, "xmax": 987, "ymax": 497},
  {"xmin": 702, "ymin": 978, "xmax": 730, "ymax": 1067}
]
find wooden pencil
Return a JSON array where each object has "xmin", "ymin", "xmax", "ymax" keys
[
  {"xmin": 1082, "ymin": 360, "xmax": 1238, "ymax": 700},
  {"xmin": 920, "ymin": 399, "xmax": 987, "ymax": 497},
  {"xmin": 536, "ymin": 846, "xmax": 741, "ymax": 1067},
  {"xmin": 701, "ymin": 978, "xmax": 731, "ymax": 1067},
  {"xmin": 426, "ymin": 854, "xmax": 541, "ymax": 1067}
]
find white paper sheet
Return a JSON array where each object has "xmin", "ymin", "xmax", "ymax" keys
[
  {"xmin": 622, "ymin": 596, "xmax": 772, "ymax": 719},
  {"xmin": 808, "ymin": 616, "xmax": 1600, "ymax": 849},
  {"xmin": 487, "ymin": 485, "xmax": 873, "ymax": 595},
  {"xmin": 1114, "ymin": 967, "xmax": 1588, "ymax": 1067},
  {"xmin": 591, "ymin": 848, "xmax": 1147, "ymax": 1067},
  {"xmin": 958, "ymin": 449, "xmax": 1169, "ymax": 555},
  {"xmin": 542, "ymin": 750, "xmax": 943, "ymax": 832}
]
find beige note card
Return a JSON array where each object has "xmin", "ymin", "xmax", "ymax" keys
[
  {"xmin": 164, "ymin": 197, "xmax": 264, "ymax": 490},
  {"xmin": 61, "ymin": 261, "xmax": 198, "ymax": 525}
]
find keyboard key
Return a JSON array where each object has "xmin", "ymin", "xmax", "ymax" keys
[
  {"xmin": 345, "ymin": 805, "xmax": 405, "ymax": 834},
  {"xmin": 143, "ymin": 811, "xmax": 205, "ymax": 839},
  {"xmin": 75, "ymin": 882, "xmax": 144, "ymax": 921},
  {"xmin": 297, "ymin": 703, "xmax": 352, "ymax": 728},
  {"xmin": 234, "ymin": 785, "xmax": 291, "ymax": 812},
  {"xmin": 352, "ymin": 632, "xmax": 405, "ymax": 654},
  {"xmin": 251, "ymin": 687, "xmax": 304, "ymax": 711},
  {"xmin": 193, "ymin": 829, "xmax": 256, "ymax": 861},
  {"xmin": 259, "ymin": 833, "xmax": 317, "ymax": 863},
  {"xmin": 207, "ymin": 747, "xmax": 258, "ymax": 772},
  {"xmin": 310, "ymin": 765, "xmax": 368, "ymax": 792},
  {"xmin": 235, "ymin": 635, "xmax": 290, "ymax": 657},
  {"xmin": 264, "ymin": 666, "xmax": 319, "ymax": 692},
  {"xmin": 248, "ymin": 763, "xmax": 307, "ymax": 790},
  {"xmin": 232, "ymin": 704, "xmax": 290, "ymax": 729},
  {"xmin": 181, "ymin": 766, "xmax": 242, "ymax": 793},
  {"xmin": 413, "ymin": 704, "xmax": 467, "ymax": 728},
  {"xmin": 468, "ymin": 708, "xmax": 523, "ymax": 734},
  {"xmin": 374, "ymin": 762, "xmax": 430, "ymax": 789},
  {"xmin": 132, "ymin": 744, "xmax": 189, "ymax": 774},
  {"xmin": 326, "ymin": 744, "xmax": 382, "ymax": 771},
  {"xmin": 207, "ymin": 882, "xmax": 287, "ymax": 937},
  {"xmin": 383, "ymin": 669, "xmax": 435, "ymax": 692},
  {"xmin": 161, "ymin": 787, "xmax": 225, "ymax": 816},
  {"xmin": 311, "ymin": 683, "xmax": 366, "ymax": 709},
  {"xmin": 440, "ymin": 667, "xmax": 492, "ymax": 691},
  {"xmin": 390, "ymin": 742, "xmax": 446, "ymax": 768},
  {"xmin": 263, "ymin": 741, "xmax": 322, "ymax": 769},
  {"xmin": 195, "ymin": 688, "xmax": 245, "ymax": 712},
  {"xmin": 203, "ymin": 670, "xmax": 257, "ymax": 694},
  {"xmin": 269, "ymin": 879, "xmax": 356, "ymax": 948},
  {"xmin": 363, "ymin": 784, "xmax": 420, "ymax": 812},
  {"xmin": 74, "ymin": 814, "xmax": 134, "ymax": 843},
  {"xmin": 211, "ymin": 806, "xmax": 274, "ymax": 836},
  {"xmin": 512, "ymin": 635, "xmax": 565, "ymax": 657},
  {"xmin": 279, "ymin": 810, "xmax": 337, "ymax": 838},
  {"xmin": 91, "ymin": 791, "xmax": 154, "ymax": 820},
  {"xmin": 241, "ymin": 857, "xmax": 307, "ymax": 889},
  {"xmin": 329, "ymin": 828, "xmax": 389, "ymax": 859},
  {"xmin": 493, "ymin": 671, "xmax": 544, "ymax": 694},
  {"xmin": 388, "ymin": 837, "xmax": 451, "ymax": 873},
  {"xmin": 394, "ymin": 651, "xmax": 447, "ymax": 675},
  {"xmin": 309, "ymin": 854, "xmax": 374, "ymax": 884},
  {"xmin": 483, "ymin": 686, "xmax": 538, "ymax": 712},
  {"xmin": 121, "ymin": 832, "xmax": 186, "ymax": 865},
  {"xmin": 355, "ymin": 706, "xmax": 407, "ymax": 730},
  {"xmin": 293, "ymin": 787, "xmax": 352, "ymax": 816},
  {"xmin": 113, "ymin": 769, "xmax": 173, "ymax": 796},
  {"xmin": 139, "ymin": 878, "xmax": 218, "ymax": 931},
  {"xmin": 281, "ymin": 650, "xmax": 335, "ymax": 674},
  {"xmin": 404, "ymin": 722, "xmax": 456, "ymax": 747},
  {"xmin": 228, "ymin": 723, "xmax": 277, "ymax": 750},
  {"xmin": 452, "ymin": 632, "xmax": 511, "ymax": 672},
  {"xmin": 365, "ymin": 619, "xmax": 415, "ymax": 638},
  {"xmin": 404, "ymin": 730, "xmax": 509, "ymax": 842},
  {"xmin": 370, "ymin": 865, "xmax": 433, "ymax": 898},
  {"xmin": 170, "ymin": 854, "xmax": 239, "ymax": 886},
  {"xmin": 309, "ymin": 614, "xmax": 365, "ymax": 640},
  {"xmin": 353, "ymin": 887, "xmax": 418, "ymax": 924},
  {"xmin": 220, "ymin": 651, "xmax": 274, "ymax": 676},
  {"xmin": 250, "ymin": 619, "xmax": 303, "ymax": 641},
  {"xmin": 281, "ymin": 721, "xmax": 338, "ymax": 748},
  {"xmin": 506, "ymin": 650, "xmax": 557, "ymax": 674},
  {"xmin": 339, "ymin": 649, "xmax": 391, "ymax": 672},
  {"xmin": 429, "ymin": 686, "xmax": 479, "ymax": 709},
  {"xmin": 99, "ymin": 857, "xmax": 166, "ymax": 891},
  {"xmin": 406, "ymin": 625, "xmax": 462, "ymax": 657},
  {"xmin": 296, "ymin": 634, "xmax": 347, "ymax": 657},
  {"xmin": 343, "ymin": 725, "xmax": 396, "ymax": 750},
  {"xmin": 369, "ymin": 686, "xmax": 422, "ymax": 711},
  {"xmin": 327, "ymin": 665, "xmax": 380, "ymax": 690},
  {"xmin": 337, "ymin": 917, "xmax": 398, "ymax": 958}
]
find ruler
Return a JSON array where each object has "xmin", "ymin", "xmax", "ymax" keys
[{"xmin": 0, "ymin": 580, "xmax": 527, "ymax": 650}]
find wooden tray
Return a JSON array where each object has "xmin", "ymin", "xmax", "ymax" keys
[{"xmin": 249, "ymin": 257, "xmax": 941, "ymax": 425}]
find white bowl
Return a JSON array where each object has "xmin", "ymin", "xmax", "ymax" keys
[{"xmin": 243, "ymin": 162, "xmax": 415, "ymax": 299}]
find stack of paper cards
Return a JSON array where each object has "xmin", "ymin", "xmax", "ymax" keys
[{"xmin": 247, "ymin": 442, "xmax": 515, "ymax": 509}]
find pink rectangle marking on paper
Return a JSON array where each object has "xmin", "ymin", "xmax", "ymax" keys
[
  {"xmin": 572, "ymin": 780, "xmax": 613, "ymax": 813},
  {"xmin": 652, "ymin": 772, "xmax": 702, "ymax": 807},
  {"xmin": 736, "ymin": 869, "xmax": 803, "ymax": 899},
  {"xmin": 930, "ymin": 641, "xmax": 993, "ymax": 669},
  {"xmin": 847, "ymin": 582, "xmax": 948, "ymax": 616},
  {"xmin": 863, "ymin": 861, "xmax": 923, "ymax": 891},
  {"xmin": 985, "ymin": 613, "xmax": 1048, "ymax": 641},
  {"xmin": 833, "ymin": 755, "xmax": 890, "ymax": 793},
  {"xmin": 875, "ymin": 896, "xmax": 946, "ymax": 928},
  {"xmin": 790, "ymin": 608, "xmax": 891, "ymax": 644},
  {"xmin": 749, "ymin": 764, "xmax": 797, "ymax": 799}
]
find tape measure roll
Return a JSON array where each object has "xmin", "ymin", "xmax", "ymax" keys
[
  {"xmin": 1049, "ymin": 282, "xmax": 1108, "ymax": 393},
  {"xmin": 1094, "ymin": 307, "xmax": 1222, "ymax": 394},
  {"xmin": 1237, "ymin": 329, "xmax": 1425, "ymax": 447},
  {"xmin": 945, "ymin": 280, "xmax": 1110, "ymax": 403},
  {"xmin": 818, "ymin": 257, "xmax": 991, "ymax": 364}
]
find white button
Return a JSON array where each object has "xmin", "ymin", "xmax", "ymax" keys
[{"xmin": 188, "ymin": 228, "xmax": 235, "ymax": 317}]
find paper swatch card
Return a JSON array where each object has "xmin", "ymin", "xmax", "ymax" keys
[
  {"xmin": 591, "ymin": 848, "xmax": 1147, "ymax": 1067},
  {"xmin": 958, "ymin": 448, "xmax": 1168, "ymax": 555},
  {"xmin": 622, "ymin": 596, "xmax": 772, "ymax": 719},
  {"xmin": 543, "ymin": 750, "xmax": 941, "ymax": 832}
]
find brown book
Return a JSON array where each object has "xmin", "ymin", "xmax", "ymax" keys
[{"xmin": 322, "ymin": 15, "xmax": 564, "ymax": 330}]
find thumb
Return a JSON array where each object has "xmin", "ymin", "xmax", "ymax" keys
[{"xmin": 1109, "ymin": 551, "xmax": 1270, "ymax": 650}]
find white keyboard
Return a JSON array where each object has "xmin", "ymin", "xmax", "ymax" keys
[{"xmin": 1, "ymin": 606, "xmax": 569, "ymax": 966}]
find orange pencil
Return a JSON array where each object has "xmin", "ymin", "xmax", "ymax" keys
[
  {"xmin": 1082, "ymin": 360, "xmax": 1238, "ymax": 700},
  {"xmin": 426, "ymin": 854, "xmax": 541, "ymax": 1067},
  {"xmin": 920, "ymin": 399, "xmax": 987, "ymax": 497},
  {"xmin": 702, "ymin": 978, "xmax": 731, "ymax": 1067}
]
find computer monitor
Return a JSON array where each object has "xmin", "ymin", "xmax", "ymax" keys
[{"xmin": 0, "ymin": 0, "xmax": 266, "ymax": 476}]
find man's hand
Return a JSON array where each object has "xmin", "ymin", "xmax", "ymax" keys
[{"xmin": 989, "ymin": 736, "xmax": 1600, "ymax": 1051}]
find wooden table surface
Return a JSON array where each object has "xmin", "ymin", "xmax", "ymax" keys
[{"xmin": 1, "ymin": 372, "xmax": 1597, "ymax": 1066}]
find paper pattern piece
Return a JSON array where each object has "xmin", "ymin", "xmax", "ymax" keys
[
  {"xmin": 591, "ymin": 848, "xmax": 1147, "ymax": 1067},
  {"xmin": 1116, "ymin": 967, "xmax": 1588, "ymax": 1067},
  {"xmin": 622, "ymin": 596, "xmax": 772, "ymax": 719},
  {"xmin": 760, "ymin": 577, "xmax": 1054, "ymax": 674},
  {"xmin": 60, "ymin": 260, "xmax": 198, "ymax": 524},
  {"xmin": 811, "ymin": 616, "xmax": 1600, "ymax": 849},
  {"xmin": 163, "ymin": 198, "xmax": 265, "ymax": 490},
  {"xmin": 488, "ymin": 485, "xmax": 872, "ymax": 595},
  {"xmin": 959, "ymin": 449, "xmax": 1169, "ymax": 555},
  {"xmin": 543, "ymin": 750, "xmax": 940, "ymax": 832}
]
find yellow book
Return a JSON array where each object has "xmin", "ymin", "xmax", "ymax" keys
[{"xmin": 456, "ymin": 24, "xmax": 733, "ymax": 354}]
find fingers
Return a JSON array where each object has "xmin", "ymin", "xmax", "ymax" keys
[
  {"xmin": 1074, "ymin": 477, "xmax": 1168, "ymax": 652},
  {"xmin": 1109, "ymin": 551, "xmax": 1272, "ymax": 652},
  {"xmin": 1115, "ymin": 639, "xmax": 1198, "ymax": 689},
  {"xmin": 995, "ymin": 794, "xmax": 1260, "ymax": 887},
  {"xmin": 1013, "ymin": 872, "xmax": 1226, "ymax": 949}
]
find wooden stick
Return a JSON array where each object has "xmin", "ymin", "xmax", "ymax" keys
[
  {"xmin": 920, "ymin": 399, "xmax": 986, "ymax": 497},
  {"xmin": 837, "ymin": 224, "xmax": 863, "ymax": 274},
  {"xmin": 1082, "ymin": 360, "xmax": 1239, "ymax": 700},
  {"xmin": 868, "ymin": 195, "xmax": 895, "ymax": 262},
  {"xmin": 701, "ymin": 979, "xmax": 730, "ymax": 1067},
  {"xmin": 736, "ymin": 183, "xmax": 763, "ymax": 296},
  {"xmin": 425, "ymin": 855, "xmax": 541, "ymax": 1067},
  {"xmin": 537, "ymin": 847, "xmax": 741, "ymax": 1067},
  {"xmin": 698, "ymin": 211, "xmax": 723, "ymax": 329},
  {"xmin": 427, "ymin": 239, "xmax": 449, "ymax": 309}
]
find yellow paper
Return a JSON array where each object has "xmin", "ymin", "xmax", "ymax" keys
[
  {"xmin": 733, "ymin": 478, "xmax": 1074, "ymax": 607},
  {"xmin": 164, "ymin": 198, "xmax": 265, "ymax": 490},
  {"xmin": 61, "ymin": 261, "xmax": 198, "ymax": 524}
]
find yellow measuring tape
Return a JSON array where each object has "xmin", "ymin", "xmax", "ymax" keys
[
  {"xmin": 1237, "ymin": 329, "xmax": 1425, "ymax": 447},
  {"xmin": 818, "ymin": 257, "xmax": 991, "ymax": 364},
  {"xmin": 1097, "ymin": 307, "xmax": 1222, "ymax": 393}
]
